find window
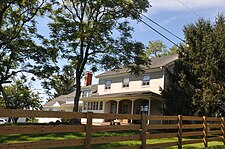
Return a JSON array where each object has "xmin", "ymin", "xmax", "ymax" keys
[
  {"xmin": 142, "ymin": 74, "xmax": 150, "ymax": 86},
  {"xmin": 105, "ymin": 80, "xmax": 111, "ymax": 89},
  {"xmin": 99, "ymin": 101, "xmax": 103, "ymax": 110},
  {"xmin": 122, "ymin": 77, "xmax": 129, "ymax": 88},
  {"xmin": 83, "ymin": 101, "xmax": 103, "ymax": 111},
  {"xmin": 110, "ymin": 102, "xmax": 117, "ymax": 114},
  {"xmin": 83, "ymin": 102, "xmax": 88, "ymax": 110},
  {"xmin": 82, "ymin": 90, "xmax": 91, "ymax": 98}
]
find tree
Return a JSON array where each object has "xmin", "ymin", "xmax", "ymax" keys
[
  {"xmin": 0, "ymin": 80, "xmax": 41, "ymax": 123},
  {"xmin": 49, "ymin": 0, "xmax": 151, "ymax": 112},
  {"xmin": 0, "ymin": 1, "xmax": 58, "ymax": 105},
  {"xmin": 162, "ymin": 14, "xmax": 225, "ymax": 117},
  {"xmin": 146, "ymin": 40, "xmax": 168, "ymax": 57},
  {"xmin": 42, "ymin": 65, "xmax": 76, "ymax": 99},
  {"xmin": 161, "ymin": 61, "xmax": 194, "ymax": 116},
  {"xmin": 146, "ymin": 40, "xmax": 180, "ymax": 58}
]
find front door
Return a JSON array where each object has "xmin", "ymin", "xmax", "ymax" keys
[{"xmin": 110, "ymin": 101, "xmax": 117, "ymax": 114}]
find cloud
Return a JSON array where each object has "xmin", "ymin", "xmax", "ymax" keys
[
  {"xmin": 148, "ymin": 0, "xmax": 224, "ymax": 14},
  {"xmin": 161, "ymin": 17, "xmax": 179, "ymax": 26}
]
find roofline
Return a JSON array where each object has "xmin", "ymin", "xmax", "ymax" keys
[{"xmin": 95, "ymin": 61, "xmax": 176, "ymax": 78}]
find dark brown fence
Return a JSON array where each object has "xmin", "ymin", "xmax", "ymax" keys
[{"xmin": 0, "ymin": 109, "xmax": 224, "ymax": 149}]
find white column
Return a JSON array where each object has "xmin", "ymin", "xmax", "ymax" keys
[
  {"xmin": 148, "ymin": 99, "xmax": 151, "ymax": 124},
  {"xmin": 103, "ymin": 101, "xmax": 105, "ymax": 113},
  {"xmin": 131, "ymin": 100, "xmax": 134, "ymax": 114},
  {"xmin": 130, "ymin": 100, "xmax": 134, "ymax": 123},
  {"xmin": 116, "ymin": 101, "xmax": 119, "ymax": 114},
  {"xmin": 148, "ymin": 99, "xmax": 151, "ymax": 115}
]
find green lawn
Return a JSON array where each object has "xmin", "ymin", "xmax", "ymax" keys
[{"xmin": 0, "ymin": 131, "xmax": 224, "ymax": 149}]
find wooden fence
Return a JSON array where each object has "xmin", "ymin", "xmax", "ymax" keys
[{"xmin": 0, "ymin": 109, "xmax": 224, "ymax": 149}]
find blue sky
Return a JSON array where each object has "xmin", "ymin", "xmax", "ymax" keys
[
  {"xmin": 131, "ymin": 0, "xmax": 224, "ymax": 47},
  {"xmin": 35, "ymin": 0, "xmax": 225, "ymax": 100}
]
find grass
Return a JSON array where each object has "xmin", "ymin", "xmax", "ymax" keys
[{"xmin": 0, "ymin": 131, "xmax": 224, "ymax": 149}]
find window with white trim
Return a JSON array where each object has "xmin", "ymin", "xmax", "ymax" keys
[
  {"xmin": 122, "ymin": 77, "xmax": 129, "ymax": 88},
  {"xmin": 105, "ymin": 80, "xmax": 111, "ymax": 89},
  {"xmin": 142, "ymin": 74, "xmax": 150, "ymax": 86},
  {"xmin": 82, "ymin": 90, "xmax": 91, "ymax": 98},
  {"xmin": 83, "ymin": 101, "xmax": 103, "ymax": 111},
  {"xmin": 99, "ymin": 101, "xmax": 103, "ymax": 110}
]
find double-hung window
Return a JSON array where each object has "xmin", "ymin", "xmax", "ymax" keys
[
  {"xmin": 82, "ymin": 90, "xmax": 91, "ymax": 98},
  {"xmin": 142, "ymin": 74, "xmax": 150, "ymax": 86},
  {"xmin": 105, "ymin": 80, "xmax": 111, "ymax": 89},
  {"xmin": 122, "ymin": 77, "xmax": 129, "ymax": 88}
]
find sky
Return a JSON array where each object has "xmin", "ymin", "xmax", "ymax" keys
[{"xmin": 35, "ymin": 0, "xmax": 225, "ymax": 101}]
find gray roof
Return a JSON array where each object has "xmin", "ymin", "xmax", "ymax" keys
[
  {"xmin": 65, "ymin": 84, "xmax": 98, "ymax": 98},
  {"xmin": 43, "ymin": 95, "xmax": 66, "ymax": 107},
  {"xmin": 96, "ymin": 54, "xmax": 178, "ymax": 78},
  {"xmin": 43, "ymin": 84, "xmax": 98, "ymax": 107},
  {"xmin": 81, "ymin": 90, "xmax": 162, "ymax": 100}
]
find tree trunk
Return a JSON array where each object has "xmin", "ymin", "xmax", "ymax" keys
[
  {"xmin": 73, "ymin": 73, "xmax": 82, "ymax": 112},
  {"xmin": 70, "ymin": 71, "xmax": 82, "ymax": 125},
  {"xmin": 0, "ymin": 83, "xmax": 9, "ymax": 108}
]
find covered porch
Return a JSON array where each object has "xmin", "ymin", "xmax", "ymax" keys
[
  {"xmin": 104, "ymin": 98, "xmax": 161, "ymax": 116},
  {"xmin": 81, "ymin": 91, "xmax": 162, "ymax": 124}
]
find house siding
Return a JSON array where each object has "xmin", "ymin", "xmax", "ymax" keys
[{"xmin": 98, "ymin": 70, "xmax": 164, "ymax": 95}]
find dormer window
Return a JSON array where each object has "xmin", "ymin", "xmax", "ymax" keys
[
  {"xmin": 122, "ymin": 77, "xmax": 129, "ymax": 88},
  {"xmin": 82, "ymin": 90, "xmax": 91, "ymax": 98},
  {"xmin": 105, "ymin": 80, "xmax": 111, "ymax": 89},
  {"xmin": 142, "ymin": 74, "xmax": 150, "ymax": 86}
]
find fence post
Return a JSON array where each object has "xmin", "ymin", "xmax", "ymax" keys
[
  {"xmin": 178, "ymin": 115, "xmax": 182, "ymax": 149},
  {"xmin": 85, "ymin": 112, "xmax": 93, "ymax": 149},
  {"xmin": 141, "ymin": 113, "xmax": 147, "ymax": 149},
  {"xmin": 203, "ymin": 116, "xmax": 208, "ymax": 148},
  {"xmin": 222, "ymin": 117, "xmax": 225, "ymax": 145}
]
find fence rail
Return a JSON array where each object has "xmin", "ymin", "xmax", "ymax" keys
[{"xmin": 0, "ymin": 109, "xmax": 224, "ymax": 149}]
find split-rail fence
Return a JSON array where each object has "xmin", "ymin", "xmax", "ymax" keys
[{"xmin": 0, "ymin": 109, "xmax": 224, "ymax": 149}]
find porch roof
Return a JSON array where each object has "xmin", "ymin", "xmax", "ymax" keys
[{"xmin": 81, "ymin": 91, "xmax": 162, "ymax": 101}]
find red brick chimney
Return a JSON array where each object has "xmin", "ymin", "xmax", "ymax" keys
[{"xmin": 84, "ymin": 71, "xmax": 92, "ymax": 86}]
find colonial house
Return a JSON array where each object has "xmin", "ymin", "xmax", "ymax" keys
[{"xmin": 42, "ymin": 54, "xmax": 178, "ymax": 123}]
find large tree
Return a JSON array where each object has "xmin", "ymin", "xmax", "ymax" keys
[
  {"xmin": 162, "ymin": 14, "xmax": 225, "ymax": 117},
  {"xmin": 146, "ymin": 40, "xmax": 168, "ymax": 57},
  {"xmin": 146, "ymin": 40, "xmax": 180, "ymax": 58},
  {"xmin": 42, "ymin": 64, "xmax": 76, "ymax": 99},
  {"xmin": 0, "ymin": 0, "xmax": 58, "ymax": 106},
  {"xmin": 0, "ymin": 80, "xmax": 41, "ymax": 122},
  {"xmin": 49, "ymin": 0, "xmax": 151, "ymax": 112}
]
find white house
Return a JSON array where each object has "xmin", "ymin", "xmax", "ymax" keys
[{"xmin": 42, "ymin": 54, "xmax": 178, "ymax": 123}]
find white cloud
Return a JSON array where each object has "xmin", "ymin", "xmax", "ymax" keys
[
  {"xmin": 161, "ymin": 16, "xmax": 179, "ymax": 26},
  {"xmin": 148, "ymin": 0, "xmax": 225, "ymax": 14}
]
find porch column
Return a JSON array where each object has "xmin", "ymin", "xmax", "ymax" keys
[
  {"xmin": 131, "ymin": 100, "xmax": 134, "ymax": 123},
  {"xmin": 148, "ymin": 99, "xmax": 151, "ymax": 124},
  {"xmin": 131, "ymin": 100, "xmax": 134, "ymax": 114},
  {"xmin": 148, "ymin": 99, "xmax": 151, "ymax": 115},
  {"xmin": 103, "ymin": 101, "xmax": 106, "ymax": 113},
  {"xmin": 116, "ymin": 101, "xmax": 119, "ymax": 114}
]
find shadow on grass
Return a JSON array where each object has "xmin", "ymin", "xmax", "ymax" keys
[{"xmin": 0, "ymin": 132, "xmax": 85, "ymax": 143}]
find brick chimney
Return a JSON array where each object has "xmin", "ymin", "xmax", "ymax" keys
[{"xmin": 84, "ymin": 71, "xmax": 92, "ymax": 86}]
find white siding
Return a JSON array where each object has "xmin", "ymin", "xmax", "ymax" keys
[{"xmin": 97, "ymin": 70, "xmax": 164, "ymax": 95}]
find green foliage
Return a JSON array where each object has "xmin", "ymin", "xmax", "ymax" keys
[
  {"xmin": 49, "ymin": 0, "xmax": 151, "ymax": 111},
  {"xmin": 0, "ymin": 0, "xmax": 58, "ymax": 104},
  {"xmin": 146, "ymin": 40, "xmax": 180, "ymax": 58},
  {"xmin": 162, "ymin": 14, "xmax": 225, "ymax": 117},
  {"xmin": 0, "ymin": 80, "xmax": 41, "ymax": 110},
  {"xmin": 42, "ymin": 65, "xmax": 76, "ymax": 99}
]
